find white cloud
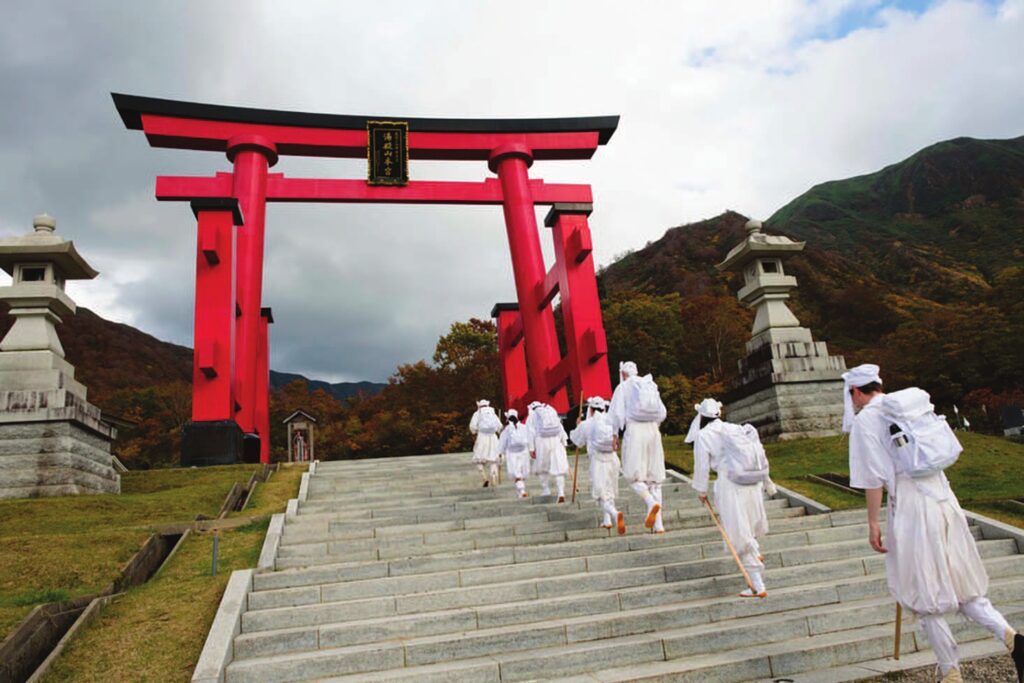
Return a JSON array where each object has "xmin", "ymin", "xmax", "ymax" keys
[{"xmin": 0, "ymin": 0, "xmax": 1020, "ymax": 380}]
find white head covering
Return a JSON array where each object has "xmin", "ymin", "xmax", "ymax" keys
[
  {"xmin": 841, "ymin": 363, "xmax": 883, "ymax": 433},
  {"xmin": 476, "ymin": 399, "xmax": 490, "ymax": 408},
  {"xmin": 505, "ymin": 408, "xmax": 519, "ymax": 419},
  {"xmin": 586, "ymin": 396, "xmax": 608, "ymax": 415},
  {"xmin": 619, "ymin": 361, "xmax": 638, "ymax": 379},
  {"xmin": 685, "ymin": 398, "xmax": 723, "ymax": 443},
  {"xmin": 527, "ymin": 401, "xmax": 542, "ymax": 410}
]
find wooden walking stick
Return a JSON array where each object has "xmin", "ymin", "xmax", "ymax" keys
[
  {"xmin": 570, "ymin": 391, "xmax": 585, "ymax": 503},
  {"xmin": 894, "ymin": 602, "xmax": 903, "ymax": 659},
  {"xmin": 701, "ymin": 496, "xmax": 758, "ymax": 594}
]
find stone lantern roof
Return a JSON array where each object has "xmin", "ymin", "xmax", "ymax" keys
[
  {"xmin": 0, "ymin": 214, "xmax": 98, "ymax": 279},
  {"xmin": 715, "ymin": 219, "xmax": 805, "ymax": 272}
]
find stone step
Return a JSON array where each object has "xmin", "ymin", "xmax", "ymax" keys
[
  {"xmin": 226, "ymin": 588, "xmax": 1024, "ymax": 682},
  {"xmin": 234, "ymin": 568, "xmax": 1024, "ymax": 663},
  {"xmin": 251, "ymin": 509, "xmax": 903, "ymax": 593},
  {"xmin": 251, "ymin": 520, "xmax": 921, "ymax": 610},
  {"xmin": 240, "ymin": 539, "xmax": 1021, "ymax": 635},
  {"xmin": 278, "ymin": 498, "xmax": 793, "ymax": 555},
  {"xmin": 272, "ymin": 505, "xmax": 807, "ymax": 570},
  {"xmin": 293, "ymin": 488, "xmax": 715, "ymax": 530}
]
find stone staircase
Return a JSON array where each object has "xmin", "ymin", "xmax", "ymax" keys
[{"xmin": 205, "ymin": 453, "xmax": 1024, "ymax": 682}]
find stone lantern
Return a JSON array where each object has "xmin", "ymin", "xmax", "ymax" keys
[
  {"xmin": 0, "ymin": 214, "xmax": 119, "ymax": 498},
  {"xmin": 716, "ymin": 219, "xmax": 846, "ymax": 440}
]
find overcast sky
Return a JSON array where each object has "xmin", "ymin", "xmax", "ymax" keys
[{"xmin": 1, "ymin": 0, "xmax": 1021, "ymax": 382}]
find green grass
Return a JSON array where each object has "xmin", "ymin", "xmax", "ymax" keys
[
  {"xmin": 40, "ymin": 464, "xmax": 304, "ymax": 683},
  {"xmin": 0, "ymin": 464, "xmax": 271, "ymax": 641},
  {"xmin": 664, "ymin": 431, "xmax": 1024, "ymax": 525}
]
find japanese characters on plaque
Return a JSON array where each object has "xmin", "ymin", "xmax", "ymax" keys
[{"xmin": 367, "ymin": 121, "xmax": 409, "ymax": 186}]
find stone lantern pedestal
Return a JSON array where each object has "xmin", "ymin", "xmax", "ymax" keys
[
  {"xmin": 717, "ymin": 220, "xmax": 846, "ymax": 441},
  {"xmin": 0, "ymin": 215, "xmax": 119, "ymax": 499}
]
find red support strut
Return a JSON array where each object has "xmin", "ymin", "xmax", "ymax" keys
[
  {"xmin": 491, "ymin": 303, "xmax": 530, "ymax": 415},
  {"xmin": 257, "ymin": 308, "xmax": 274, "ymax": 463}
]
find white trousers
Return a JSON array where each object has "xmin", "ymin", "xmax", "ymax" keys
[
  {"xmin": 539, "ymin": 473, "xmax": 566, "ymax": 497},
  {"xmin": 919, "ymin": 597, "xmax": 1011, "ymax": 675},
  {"xmin": 476, "ymin": 462, "xmax": 498, "ymax": 482},
  {"xmin": 630, "ymin": 480, "xmax": 664, "ymax": 531}
]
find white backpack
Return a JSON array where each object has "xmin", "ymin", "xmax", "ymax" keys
[
  {"xmin": 589, "ymin": 413, "xmax": 615, "ymax": 453},
  {"xmin": 476, "ymin": 408, "xmax": 500, "ymax": 434},
  {"xmin": 720, "ymin": 422, "xmax": 770, "ymax": 486},
  {"xmin": 506, "ymin": 424, "xmax": 530, "ymax": 451},
  {"xmin": 536, "ymin": 405, "xmax": 565, "ymax": 438},
  {"xmin": 627, "ymin": 374, "xmax": 664, "ymax": 422},
  {"xmin": 881, "ymin": 388, "xmax": 962, "ymax": 478}
]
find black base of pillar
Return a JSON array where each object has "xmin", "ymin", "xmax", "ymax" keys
[
  {"xmin": 181, "ymin": 421, "xmax": 244, "ymax": 467},
  {"xmin": 242, "ymin": 433, "xmax": 261, "ymax": 464}
]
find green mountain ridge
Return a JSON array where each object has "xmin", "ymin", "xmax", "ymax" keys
[{"xmin": 598, "ymin": 134, "xmax": 1024, "ymax": 420}]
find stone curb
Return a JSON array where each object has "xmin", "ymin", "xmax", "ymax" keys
[
  {"xmin": 964, "ymin": 509, "xmax": 1024, "ymax": 553},
  {"xmin": 257, "ymin": 514, "xmax": 285, "ymax": 572},
  {"xmin": 285, "ymin": 498, "xmax": 298, "ymax": 520},
  {"xmin": 298, "ymin": 473, "xmax": 310, "ymax": 503},
  {"xmin": 191, "ymin": 568, "xmax": 254, "ymax": 683},
  {"xmin": 25, "ymin": 592, "xmax": 120, "ymax": 683}
]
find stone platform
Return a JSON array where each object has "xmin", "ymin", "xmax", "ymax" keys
[
  {"xmin": 0, "ymin": 421, "xmax": 120, "ymax": 499},
  {"xmin": 194, "ymin": 452, "xmax": 1024, "ymax": 682}
]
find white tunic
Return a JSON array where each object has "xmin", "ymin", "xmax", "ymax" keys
[
  {"xmin": 692, "ymin": 420, "xmax": 768, "ymax": 559},
  {"xmin": 499, "ymin": 423, "xmax": 532, "ymax": 479},
  {"xmin": 570, "ymin": 414, "xmax": 621, "ymax": 502},
  {"xmin": 469, "ymin": 409, "xmax": 501, "ymax": 464},
  {"xmin": 609, "ymin": 376, "xmax": 666, "ymax": 483},
  {"xmin": 533, "ymin": 428, "xmax": 570, "ymax": 476},
  {"xmin": 849, "ymin": 393, "xmax": 989, "ymax": 615}
]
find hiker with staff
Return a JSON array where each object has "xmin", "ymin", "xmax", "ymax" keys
[
  {"xmin": 610, "ymin": 361, "xmax": 669, "ymax": 533},
  {"xmin": 844, "ymin": 364, "xmax": 1024, "ymax": 683},
  {"xmin": 570, "ymin": 396, "xmax": 625, "ymax": 534},
  {"xmin": 529, "ymin": 401, "xmax": 571, "ymax": 502},
  {"xmin": 688, "ymin": 397, "xmax": 775, "ymax": 598}
]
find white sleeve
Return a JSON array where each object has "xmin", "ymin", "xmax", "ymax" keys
[
  {"xmin": 497, "ymin": 428, "xmax": 510, "ymax": 454},
  {"xmin": 692, "ymin": 430, "xmax": 712, "ymax": 494},
  {"xmin": 469, "ymin": 410, "xmax": 479, "ymax": 435},
  {"xmin": 848, "ymin": 417, "xmax": 890, "ymax": 490},
  {"xmin": 656, "ymin": 396, "xmax": 667, "ymax": 424},
  {"xmin": 609, "ymin": 384, "xmax": 627, "ymax": 432},
  {"xmin": 569, "ymin": 422, "xmax": 587, "ymax": 449}
]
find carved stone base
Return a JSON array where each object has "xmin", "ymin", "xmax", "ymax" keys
[
  {"xmin": 725, "ymin": 380, "xmax": 845, "ymax": 442},
  {"xmin": 0, "ymin": 421, "xmax": 120, "ymax": 499}
]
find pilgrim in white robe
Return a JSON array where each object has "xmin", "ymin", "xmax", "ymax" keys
[
  {"xmin": 570, "ymin": 411, "xmax": 623, "ymax": 531},
  {"xmin": 499, "ymin": 421, "xmax": 532, "ymax": 498},
  {"xmin": 850, "ymin": 391, "xmax": 1015, "ymax": 678},
  {"xmin": 531, "ymin": 405, "xmax": 570, "ymax": 499},
  {"xmin": 609, "ymin": 370, "xmax": 667, "ymax": 531},
  {"xmin": 692, "ymin": 418, "xmax": 769, "ymax": 595},
  {"xmin": 469, "ymin": 406, "xmax": 501, "ymax": 484}
]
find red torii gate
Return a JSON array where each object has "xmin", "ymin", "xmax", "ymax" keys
[{"xmin": 113, "ymin": 93, "xmax": 616, "ymax": 465}]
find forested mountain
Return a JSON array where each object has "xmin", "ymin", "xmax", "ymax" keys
[{"xmin": 599, "ymin": 136, "xmax": 1024, "ymax": 430}]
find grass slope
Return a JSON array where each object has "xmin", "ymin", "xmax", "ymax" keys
[
  {"xmin": 664, "ymin": 431, "xmax": 1024, "ymax": 527},
  {"xmin": 40, "ymin": 465, "xmax": 305, "ymax": 683},
  {"xmin": 0, "ymin": 465, "xmax": 267, "ymax": 641}
]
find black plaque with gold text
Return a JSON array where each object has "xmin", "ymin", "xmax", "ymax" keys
[{"xmin": 367, "ymin": 121, "xmax": 409, "ymax": 186}]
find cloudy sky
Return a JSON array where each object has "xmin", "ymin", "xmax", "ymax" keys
[{"xmin": 1, "ymin": 0, "xmax": 1021, "ymax": 382}]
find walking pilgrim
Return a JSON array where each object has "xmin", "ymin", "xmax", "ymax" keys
[
  {"xmin": 609, "ymin": 361, "xmax": 668, "ymax": 532},
  {"xmin": 498, "ymin": 408, "xmax": 532, "ymax": 498},
  {"xmin": 570, "ymin": 396, "xmax": 625, "ymax": 534},
  {"xmin": 844, "ymin": 363, "xmax": 1024, "ymax": 683},
  {"xmin": 688, "ymin": 398, "xmax": 775, "ymax": 598},
  {"xmin": 468, "ymin": 399, "xmax": 502, "ymax": 488},
  {"xmin": 530, "ymin": 402, "xmax": 571, "ymax": 502}
]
